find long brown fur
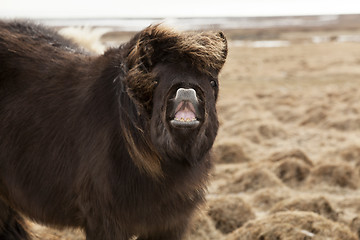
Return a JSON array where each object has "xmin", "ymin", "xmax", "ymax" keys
[{"xmin": 0, "ymin": 20, "xmax": 227, "ymax": 240}]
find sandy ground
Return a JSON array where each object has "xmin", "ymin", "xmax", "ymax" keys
[
  {"xmin": 27, "ymin": 27, "xmax": 360, "ymax": 239},
  {"xmin": 207, "ymin": 41, "xmax": 360, "ymax": 240}
]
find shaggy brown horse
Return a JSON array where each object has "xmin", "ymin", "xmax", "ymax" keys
[{"xmin": 0, "ymin": 21, "xmax": 227, "ymax": 240}]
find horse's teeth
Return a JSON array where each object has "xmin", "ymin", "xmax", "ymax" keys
[{"xmin": 174, "ymin": 117, "xmax": 197, "ymax": 122}]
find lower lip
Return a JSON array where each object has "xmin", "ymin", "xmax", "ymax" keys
[{"xmin": 169, "ymin": 119, "xmax": 200, "ymax": 129}]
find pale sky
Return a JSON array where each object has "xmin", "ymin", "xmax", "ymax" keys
[{"xmin": 1, "ymin": 0, "xmax": 360, "ymax": 18}]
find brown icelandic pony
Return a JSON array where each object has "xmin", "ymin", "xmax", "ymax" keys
[{"xmin": 0, "ymin": 21, "xmax": 227, "ymax": 240}]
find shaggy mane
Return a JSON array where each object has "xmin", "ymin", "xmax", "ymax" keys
[{"xmin": 122, "ymin": 25, "xmax": 228, "ymax": 114}]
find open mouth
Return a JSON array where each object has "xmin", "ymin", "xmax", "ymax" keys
[
  {"xmin": 169, "ymin": 88, "xmax": 201, "ymax": 129},
  {"xmin": 170, "ymin": 101, "xmax": 200, "ymax": 128}
]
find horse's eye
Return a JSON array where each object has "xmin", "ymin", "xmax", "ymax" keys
[{"xmin": 210, "ymin": 80, "xmax": 217, "ymax": 88}]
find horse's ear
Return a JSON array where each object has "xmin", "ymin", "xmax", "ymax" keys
[
  {"xmin": 124, "ymin": 25, "xmax": 167, "ymax": 116},
  {"xmin": 217, "ymin": 31, "xmax": 228, "ymax": 64},
  {"xmin": 127, "ymin": 26, "xmax": 156, "ymax": 72},
  {"xmin": 127, "ymin": 24, "xmax": 176, "ymax": 73}
]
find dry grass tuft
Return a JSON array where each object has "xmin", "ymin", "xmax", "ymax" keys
[
  {"xmin": 306, "ymin": 164, "xmax": 359, "ymax": 189},
  {"xmin": 214, "ymin": 140, "xmax": 251, "ymax": 163},
  {"xmin": 273, "ymin": 158, "xmax": 311, "ymax": 187},
  {"xmin": 220, "ymin": 168, "xmax": 284, "ymax": 193},
  {"xmin": 186, "ymin": 212, "xmax": 223, "ymax": 240},
  {"xmin": 270, "ymin": 196, "xmax": 338, "ymax": 221},
  {"xmin": 207, "ymin": 196, "xmax": 255, "ymax": 234},
  {"xmin": 226, "ymin": 211, "xmax": 358, "ymax": 240}
]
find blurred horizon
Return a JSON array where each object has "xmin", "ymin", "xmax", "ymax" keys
[
  {"xmin": 2, "ymin": 0, "xmax": 360, "ymax": 19},
  {"xmin": 24, "ymin": 15, "xmax": 359, "ymax": 32}
]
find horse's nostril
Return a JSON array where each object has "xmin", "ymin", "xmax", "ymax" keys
[{"xmin": 174, "ymin": 88, "xmax": 198, "ymax": 102}]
